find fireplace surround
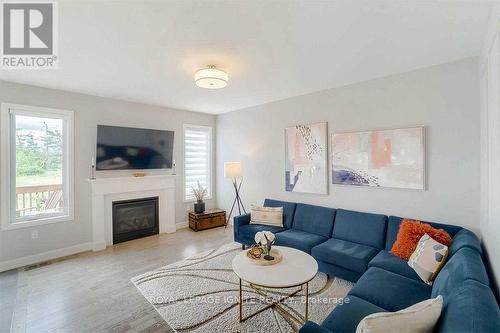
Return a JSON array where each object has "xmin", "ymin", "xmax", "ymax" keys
[{"xmin": 89, "ymin": 175, "xmax": 176, "ymax": 251}]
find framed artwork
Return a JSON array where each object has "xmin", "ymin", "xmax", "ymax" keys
[
  {"xmin": 331, "ymin": 126, "xmax": 425, "ymax": 190},
  {"xmin": 285, "ymin": 122, "xmax": 328, "ymax": 194}
]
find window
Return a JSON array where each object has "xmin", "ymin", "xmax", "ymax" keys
[
  {"xmin": 183, "ymin": 125, "xmax": 212, "ymax": 201},
  {"xmin": 1, "ymin": 104, "xmax": 74, "ymax": 229}
]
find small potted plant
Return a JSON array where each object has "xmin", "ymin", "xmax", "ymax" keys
[
  {"xmin": 255, "ymin": 231, "xmax": 276, "ymax": 260},
  {"xmin": 191, "ymin": 181, "xmax": 208, "ymax": 214}
]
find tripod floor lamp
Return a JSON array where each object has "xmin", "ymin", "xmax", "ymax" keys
[{"xmin": 224, "ymin": 162, "xmax": 246, "ymax": 227}]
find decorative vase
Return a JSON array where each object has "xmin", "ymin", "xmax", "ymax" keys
[
  {"xmin": 194, "ymin": 200, "xmax": 205, "ymax": 214},
  {"xmin": 263, "ymin": 239, "xmax": 274, "ymax": 261},
  {"xmin": 261, "ymin": 243, "xmax": 269, "ymax": 256}
]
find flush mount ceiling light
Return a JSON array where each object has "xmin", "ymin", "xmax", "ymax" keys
[{"xmin": 194, "ymin": 65, "xmax": 228, "ymax": 89}]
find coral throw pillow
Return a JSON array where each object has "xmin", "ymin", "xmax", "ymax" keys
[{"xmin": 391, "ymin": 219, "xmax": 452, "ymax": 261}]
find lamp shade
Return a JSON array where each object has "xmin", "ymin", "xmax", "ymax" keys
[{"xmin": 224, "ymin": 162, "xmax": 242, "ymax": 178}]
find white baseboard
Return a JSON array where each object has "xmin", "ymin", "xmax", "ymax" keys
[
  {"xmin": 176, "ymin": 221, "xmax": 189, "ymax": 229},
  {"xmin": 0, "ymin": 242, "xmax": 93, "ymax": 273},
  {"xmin": 92, "ymin": 241, "xmax": 107, "ymax": 252},
  {"xmin": 1, "ymin": 222, "xmax": 192, "ymax": 272}
]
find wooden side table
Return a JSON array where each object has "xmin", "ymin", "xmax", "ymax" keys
[{"xmin": 189, "ymin": 208, "xmax": 226, "ymax": 232}]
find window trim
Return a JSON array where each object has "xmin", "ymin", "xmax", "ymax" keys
[
  {"xmin": 1, "ymin": 103, "xmax": 74, "ymax": 231},
  {"xmin": 183, "ymin": 124, "xmax": 213, "ymax": 203}
]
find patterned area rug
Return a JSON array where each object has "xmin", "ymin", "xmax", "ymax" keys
[{"xmin": 131, "ymin": 243, "xmax": 353, "ymax": 332}]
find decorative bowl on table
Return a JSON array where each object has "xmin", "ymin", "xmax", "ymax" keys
[{"xmin": 245, "ymin": 245, "xmax": 283, "ymax": 266}]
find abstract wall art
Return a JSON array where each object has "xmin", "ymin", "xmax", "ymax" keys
[
  {"xmin": 285, "ymin": 122, "xmax": 328, "ymax": 194},
  {"xmin": 332, "ymin": 127, "xmax": 425, "ymax": 189}
]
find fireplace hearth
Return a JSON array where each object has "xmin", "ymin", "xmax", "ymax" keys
[{"xmin": 112, "ymin": 197, "xmax": 159, "ymax": 244}]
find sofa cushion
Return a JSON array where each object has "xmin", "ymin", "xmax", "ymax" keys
[
  {"xmin": 292, "ymin": 203, "xmax": 336, "ymax": 237},
  {"xmin": 275, "ymin": 229, "xmax": 328, "ymax": 254},
  {"xmin": 431, "ymin": 247, "xmax": 489, "ymax": 298},
  {"xmin": 385, "ymin": 216, "xmax": 462, "ymax": 251},
  {"xmin": 299, "ymin": 321, "xmax": 331, "ymax": 333},
  {"xmin": 317, "ymin": 260, "xmax": 364, "ymax": 283},
  {"xmin": 312, "ymin": 238, "xmax": 379, "ymax": 273},
  {"xmin": 238, "ymin": 224, "xmax": 285, "ymax": 242},
  {"xmin": 263, "ymin": 198, "xmax": 297, "ymax": 229},
  {"xmin": 368, "ymin": 250, "xmax": 421, "ymax": 281},
  {"xmin": 321, "ymin": 295, "xmax": 387, "ymax": 333},
  {"xmin": 349, "ymin": 267, "xmax": 431, "ymax": 312},
  {"xmin": 436, "ymin": 280, "xmax": 500, "ymax": 333},
  {"xmin": 448, "ymin": 229, "xmax": 482, "ymax": 256},
  {"xmin": 332, "ymin": 209, "xmax": 387, "ymax": 249}
]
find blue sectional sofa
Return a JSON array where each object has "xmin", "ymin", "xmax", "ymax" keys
[{"xmin": 233, "ymin": 199, "xmax": 500, "ymax": 333}]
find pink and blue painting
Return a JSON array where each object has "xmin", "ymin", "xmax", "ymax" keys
[
  {"xmin": 332, "ymin": 127, "xmax": 425, "ymax": 189},
  {"xmin": 285, "ymin": 122, "xmax": 328, "ymax": 194}
]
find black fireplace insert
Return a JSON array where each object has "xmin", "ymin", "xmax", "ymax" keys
[{"xmin": 112, "ymin": 197, "xmax": 159, "ymax": 244}]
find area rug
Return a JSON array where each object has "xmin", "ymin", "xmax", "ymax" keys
[{"xmin": 131, "ymin": 243, "xmax": 353, "ymax": 332}]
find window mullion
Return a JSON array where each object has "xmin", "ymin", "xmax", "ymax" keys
[{"xmin": 10, "ymin": 113, "xmax": 17, "ymax": 221}]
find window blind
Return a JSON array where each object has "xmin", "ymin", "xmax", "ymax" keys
[{"xmin": 184, "ymin": 126, "xmax": 212, "ymax": 200}]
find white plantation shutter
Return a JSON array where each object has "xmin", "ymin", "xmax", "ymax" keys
[{"xmin": 184, "ymin": 125, "xmax": 212, "ymax": 201}]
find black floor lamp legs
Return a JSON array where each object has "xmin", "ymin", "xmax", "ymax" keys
[{"xmin": 225, "ymin": 178, "xmax": 246, "ymax": 227}]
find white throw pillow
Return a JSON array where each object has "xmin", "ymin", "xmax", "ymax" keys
[
  {"xmin": 355, "ymin": 295, "xmax": 443, "ymax": 333},
  {"xmin": 250, "ymin": 206, "xmax": 283, "ymax": 227}
]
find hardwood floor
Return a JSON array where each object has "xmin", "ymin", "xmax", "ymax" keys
[{"xmin": 0, "ymin": 226, "xmax": 234, "ymax": 333}]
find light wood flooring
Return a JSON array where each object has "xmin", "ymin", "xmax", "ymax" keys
[{"xmin": 0, "ymin": 226, "xmax": 234, "ymax": 333}]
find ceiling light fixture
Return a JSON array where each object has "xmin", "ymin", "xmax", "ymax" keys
[{"xmin": 194, "ymin": 65, "xmax": 228, "ymax": 89}]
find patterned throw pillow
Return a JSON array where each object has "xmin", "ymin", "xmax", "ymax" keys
[
  {"xmin": 391, "ymin": 218, "xmax": 452, "ymax": 261},
  {"xmin": 408, "ymin": 234, "xmax": 448, "ymax": 285},
  {"xmin": 250, "ymin": 206, "xmax": 283, "ymax": 227}
]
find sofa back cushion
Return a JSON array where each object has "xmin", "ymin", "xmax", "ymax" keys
[
  {"xmin": 292, "ymin": 203, "xmax": 336, "ymax": 237},
  {"xmin": 431, "ymin": 247, "xmax": 489, "ymax": 298},
  {"xmin": 263, "ymin": 199, "xmax": 296, "ymax": 229},
  {"xmin": 385, "ymin": 216, "xmax": 462, "ymax": 251},
  {"xmin": 447, "ymin": 229, "xmax": 482, "ymax": 256},
  {"xmin": 332, "ymin": 209, "xmax": 387, "ymax": 249},
  {"xmin": 435, "ymin": 280, "xmax": 500, "ymax": 333}
]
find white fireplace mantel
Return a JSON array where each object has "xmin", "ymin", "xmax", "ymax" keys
[{"xmin": 89, "ymin": 175, "xmax": 176, "ymax": 251}]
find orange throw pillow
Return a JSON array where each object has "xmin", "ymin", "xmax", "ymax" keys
[{"xmin": 391, "ymin": 219, "xmax": 452, "ymax": 261}]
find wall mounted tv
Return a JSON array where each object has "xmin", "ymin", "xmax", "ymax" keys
[{"xmin": 96, "ymin": 125, "xmax": 174, "ymax": 170}]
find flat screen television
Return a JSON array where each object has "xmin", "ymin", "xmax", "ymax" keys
[{"xmin": 96, "ymin": 125, "xmax": 174, "ymax": 170}]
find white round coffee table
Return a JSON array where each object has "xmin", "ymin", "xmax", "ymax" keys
[{"xmin": 232, "ymin": 246, "xmax": 318, "ymax": 324}]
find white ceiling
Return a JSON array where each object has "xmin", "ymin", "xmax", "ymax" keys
[{"xmin": 0, "ymin": 0, "xmax": 494, "ymax": 114}]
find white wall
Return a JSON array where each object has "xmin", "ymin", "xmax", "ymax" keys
[
  {"xmin": 0, "ymin": 81, "xmax": 216, "ymax": 265},
  {"xmin": 216, "ymin": 58, "xmax": 480, "ymax": 234},
  {"xmin": 480, "ymin": 0, "xmax": 500, "ymax": 291}
]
